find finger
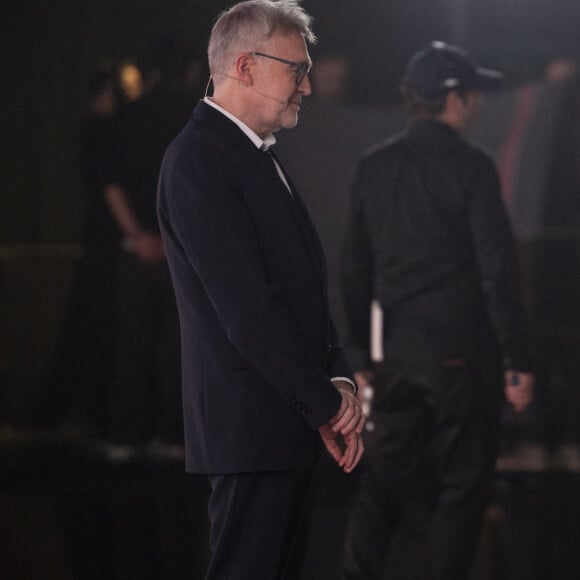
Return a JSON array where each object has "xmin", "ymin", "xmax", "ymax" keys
[
  {"xmin": 328, "ymin": 442, "xmax": 343, "ymax": 463},
  {"xmin": 331, "ymin": 404, "xmax": 356, "ymax": 432},
  {"xmin": 345, "ymin": 435, "xmax": 365, "ymax": 473},
  {"xmin": 331, "ymin": 396, "xmax": 362, "ymax": 432},
  {"xmin": 338, "ymin": 431, "xmax": 355, "ymax": 466},
  {"xmin": 344, "ymin": 436, "xmax": 362, "ymax": 473},
  {"xmin": 339, "ymin": 434, "xmax": 357, "ymax": 469},
  {"xmin": 329, "ymin": 399, "xmax": 348, "ymax": 426},
  {"xmin": 340, "ymin": 408, "xmax": 363, "ymax": 435},
  {"xmin": 342, "ymin": 433, "xmax": 362, "ymax": 472},
  {"xmin": 355, "ymin": 412, "xmax": 366, "ymax": 434},
  {"xmin": 319, "ymin": 425, "xmax": 344, "ymax": 464},
  {"xmin": 341, "ymin": 431, "xmax": 361, "ymax": 470},
  {"xmin": 323, "ymin": 435, "xmax": 343, "ymax": 463}
]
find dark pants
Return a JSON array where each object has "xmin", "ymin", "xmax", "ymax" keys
[
  {"xmin": 109, "ymin": 251, "xmax": 182, "ymax": 443},
  {"xmin": 39, "ymin": 245, "xmax": 118, "ymax": 431},
  {"xmin": 76, "ymin": 248, "xmax": 118, "ymax": 432},
  {"xmin": 341, "ymin": 357, "xmax": 503, "ymax": 580},
  {"xmin": 206, "ymin": 465, "xmax": 315, "ymax": 580}
]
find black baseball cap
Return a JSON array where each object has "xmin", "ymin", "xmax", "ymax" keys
[{"xmin": 401, "ymin": 41, "xmax": 504, "ymax": 98}]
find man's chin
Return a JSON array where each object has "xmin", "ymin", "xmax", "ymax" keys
[{"xmin": 283, "ymin": 113, "xmax": 300, "ymax": 129}]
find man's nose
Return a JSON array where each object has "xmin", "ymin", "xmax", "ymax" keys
[{"xmin": 298, "ymin": 73, "xmax": 311, "ymax": 96}]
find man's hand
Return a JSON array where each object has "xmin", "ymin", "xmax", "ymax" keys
[
  {"xmin": 318, "ymin": 422, "xmax": 364, "ymax": 474},
  {"xmin": 330, "ymin": 380, "xmax": 365, "ymax": 435},
  {"xmin": 318, "ymin": 380, "xmax": 365, "ymax": 473},
  {"xmin": 504, "ymin": 370, "xmax": 534, "ymax": 413}
]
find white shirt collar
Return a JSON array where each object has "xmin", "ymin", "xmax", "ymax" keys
[{"xmin": 203, "ymin": 97, "xmax": 277, "ymax": 151}]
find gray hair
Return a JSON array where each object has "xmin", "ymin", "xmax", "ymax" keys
[{"xmin": 208, "ymin": 0, "xmax": 316, "ymax": 78}]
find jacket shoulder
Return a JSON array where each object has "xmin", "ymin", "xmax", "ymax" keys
[
  {"xmin": 161, "ymin": 112, "xmax": 243, "ymax": 189},
  {"xmin": 356, "ymin": 132, "xmax": 408, "ymax": 175}
]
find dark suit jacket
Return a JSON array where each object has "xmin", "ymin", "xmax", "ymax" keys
[{"xmin": 157, "ymin": 101, "xmax": 351, "ymax": 474}]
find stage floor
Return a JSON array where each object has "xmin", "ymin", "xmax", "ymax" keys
[{"xmin": 2, "ymin": 428, "xmax": 580, "ymax": 579}]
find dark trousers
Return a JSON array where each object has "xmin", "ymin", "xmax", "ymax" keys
[
  {"xmin": 206, "ymin": 465, "xmax": 315, "ymax": 580},
  {"xmin": 341, "ymin": 357, "xmax": 503, "ymax": 580},
  {"xmin": 39, "ymin": 246, "xmax": 118, "ymax": 431},
  {"xmin": 109, "ymin": 251, "xmax": 182, "ymax": 443}
]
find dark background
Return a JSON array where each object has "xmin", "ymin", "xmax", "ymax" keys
[
  {"xmin": 3, "ymin": 0, "xmax": 580, "ymax": 242},
  {"xmin": 3, "ymin": 2, "xmax": 580, "ymax": 579},
  {"xmin": 4, "ymin": 0, "xmax": 580, "ymax": 418}
]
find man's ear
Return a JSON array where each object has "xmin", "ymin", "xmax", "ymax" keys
[{"xmin": 233, "ymin": 53, "xmax": 253, "ymax": 87}]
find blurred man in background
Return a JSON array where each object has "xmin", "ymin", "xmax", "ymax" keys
[
  {"xmin": 103, "ymin": 36, "xmax": 202, "ymax": 458},
  {"xmin": 340, "ymin": 41, "xmax": 534, "ymax": 580}
]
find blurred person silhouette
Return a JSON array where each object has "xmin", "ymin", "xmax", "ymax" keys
[
  {"xmin": 340, "ymin": 41, "xmax": 534, "ymax": 580},
  {"xmin": 96, "ymin": 48, "xmax": 205, "ymax": 580},
  {"xmin": 102, "ymin": 36, "xmax": 201, "ymax": 459},
  {"xmin": 35, "ymin": 64, "xmax": 129, "ymax": 433},
  {"xmin": 310, "ymin": 52, "xmax": 351, "ymax": 103},
  {"xmin": 535, "ymin": 55, "xmax": 580, "ymax": 468},
  {"xmin": 75, "ymin": 64, "xmax": 130, "ymax": 434}
]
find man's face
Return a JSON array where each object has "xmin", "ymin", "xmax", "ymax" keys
[{"xmin": 249, "ymin": 33, "xmax": 312, "ymax": 135}]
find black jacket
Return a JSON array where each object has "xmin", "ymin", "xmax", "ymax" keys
[
  {"xmin": 110, "ymin": 88, "xmax": 196, "ymax": 233},
  {"xmin": 342, "ymin": 119, "xmax": 531, "ymax": 371}
]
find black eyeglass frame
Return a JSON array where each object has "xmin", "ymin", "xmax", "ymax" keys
[{"xmin": 249, "ymin": 51, "xmax": 311, "ymax": 85}]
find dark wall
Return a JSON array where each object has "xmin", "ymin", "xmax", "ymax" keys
[
  {"xmin": 4, "ymin": 0, "xmax": 580, "ymax": 244},
  {"xmin": 2, "ymin": 0, "xmax": 580, "ymax": 428},
  {"xmin": 2, "ymin": 1, "xmax": 221, "ymax": 243}
]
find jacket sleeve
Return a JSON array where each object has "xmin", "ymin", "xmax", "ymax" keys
[
  {"xmin": 466, "ymin": 153, "xmax": 533, "ymax": 370},
  {"xmin": 160, "ymin": 140, "xmax": 341, "ymax": 430},
  {"xmin": 326, "ymin": 317, "xmax": 356, "ymax": 390}
]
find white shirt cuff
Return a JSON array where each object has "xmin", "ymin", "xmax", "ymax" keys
[{"xmin": 331, "ymin": 376, "xmax": 357, "ymax": 394}]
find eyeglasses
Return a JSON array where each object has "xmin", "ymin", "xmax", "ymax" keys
[{"xmin": 249, "ymin": 51, "xmax": 311, "ymax": 86}]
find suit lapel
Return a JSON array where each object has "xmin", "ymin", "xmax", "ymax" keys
[
  {"xmin": 194, "ymin": 102, "xmax": 327, "ymax": 291},
  {"xmin": 267, "ymin": 149, "xmax": 327, "ymax": 293}
]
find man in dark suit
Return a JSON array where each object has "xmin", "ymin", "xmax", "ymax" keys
[{"xmin": 157, "ymin": 2, "xmax": 364, "ymax": 578}]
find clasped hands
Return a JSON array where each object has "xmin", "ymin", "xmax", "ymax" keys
[{"xmin": 318, "ymin": 380, "xmax": 365, "ymax": 473}]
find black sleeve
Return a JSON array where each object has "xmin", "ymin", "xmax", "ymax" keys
[
  {"xmin": 466, "ymin": 153, "xmax": 533, "ymax": 370},
  {"xmin": 341, "ymin": 161, "xmax": 375, "ymax": 371}
]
